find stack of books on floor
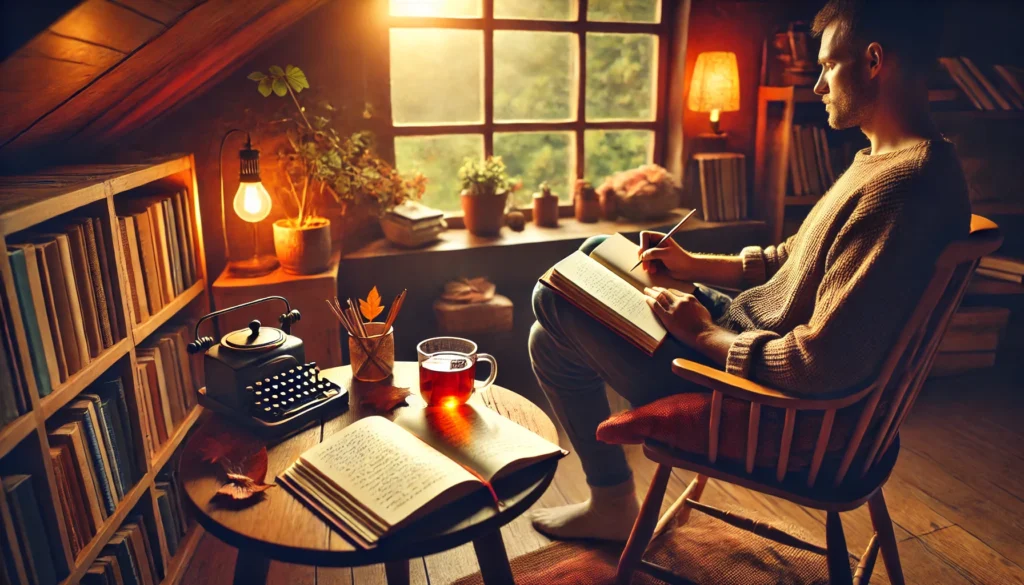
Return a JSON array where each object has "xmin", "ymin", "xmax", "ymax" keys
[
  {"xmin": 938, "ymin": 57, "xmax": 1024, "ymax": 111},
  {"xmin": 155, "ymin": 465, "xmax": 190, "ymax": 560},
  {"xmin": 931, "ymin": 306, "xmax": 1011, "ymax": 377},
  {"xmin": 974, "ymin": 255, "xmax": 1024, "ymax": 284},
  {"xmin": 6, "ymin": 214, "xmax": 124, "ymax": 399},
  {"xmin": 82, "ymin": 514, "xmax": 163, "ymax": 585},
  {"xmin": 48, "ymin": 373, "xmax": 141, "ymax": 557},
  {"xmin": 1, "ymin": 473, "xmax": 61, "ymax": 585},
  {"xmin": 380, "ymin": 200, "xmax": 446, "ymax": 247},
  {"xmin": 694, "ymin": 152, "xmax": 747, "ymax": 221},
  {"xmin": 788, "ymin": 125, "xmax": 836, "ymax": 197},
  {"xmin": 0, "ymin": 282, "xmax": 29, "ymax": 426},
  {"xmin": 135, "ymin": 322, "xmax": 199, "ymax": 460},
  {"xmin": 115, "ymin": 190, "xmax": 198, "ymax": 325}
]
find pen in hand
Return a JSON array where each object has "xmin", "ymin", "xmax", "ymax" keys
[{"xmin": 630, "ymin": 208, "xmax": 698, "ymax": 272}]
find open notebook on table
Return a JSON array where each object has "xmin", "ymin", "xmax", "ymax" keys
[
  {"xmin": 278, "ymin": 404, "xmax": 566, "ymax": 548},
  {"xmin": 540, "ymin": 233, "xmax": 695, "ymax": 356}
]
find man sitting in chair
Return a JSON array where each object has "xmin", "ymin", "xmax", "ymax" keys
[{"xmin": 528, "ymin": 0, "xmax": 970, "ymax": 542}]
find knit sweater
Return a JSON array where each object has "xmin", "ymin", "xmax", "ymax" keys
[{"xmin": 718, "ymin": 139, "xmax": 970, "ymax": 395}]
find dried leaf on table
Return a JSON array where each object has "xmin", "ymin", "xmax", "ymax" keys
[
  {"xmin": 360, "ymin": 286, "xmax": 385, "ymax": 321},
  {"xmin": 215, "ymin": 446, "xmax": 275, "ymax": 501},
  {"xmin": 360, "ymin": 384, "xmax": 412, "ymax": 413}
]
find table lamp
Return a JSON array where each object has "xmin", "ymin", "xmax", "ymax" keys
[
  {"xmin": 687, "ymin": 51, "xmax": 741, "ymax": 135},
  {"xmin": 220, "ymin": 129, "xmax": 278, "ymax": 277}
]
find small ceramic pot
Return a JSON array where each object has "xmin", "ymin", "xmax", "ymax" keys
[
  {"xmin": 574, "ymin": 180, "xmax": 600, "ymax": 223},
  {"xmin": 460, "ymin": 189, "xmax": 508, "ymax": 236},
  {"xmin": 533, "ymin": 192, "xmax": 559, "ymax": 227},
  {"xmin": 599, "ymin": 189, "xmax": 620, "ymax": 221},
  {"xmin": 272, "ymin": 217, "xmax": 332, "ymax": 275}
]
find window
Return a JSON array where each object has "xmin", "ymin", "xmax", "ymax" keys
[{"xmin": 389, "ymin": 0, "xmax": 668, "ymax": 212}]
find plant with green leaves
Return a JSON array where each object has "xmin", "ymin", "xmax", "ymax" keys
[
  {"xmin": 248, "ymin": 65, "xmax": 426, "ymax": 228},
  {"xmin": 458, "ymin": 156, "xmax": 519, "ymax": 197}
]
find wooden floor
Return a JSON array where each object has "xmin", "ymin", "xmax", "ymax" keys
[{"xmin": 181, "ymin": 362, "xmax": 1024, "ymax": 585}]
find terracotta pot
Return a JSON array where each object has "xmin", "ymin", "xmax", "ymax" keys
[
  {"xmin": 273, "ymin": 217, "xmax": 333, "ymax": 275},
  {"xmin": 460, "ymin": 189, "xmax": 508, "ymax": 236}
]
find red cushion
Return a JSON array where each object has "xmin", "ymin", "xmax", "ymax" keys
[{"xmin": 596, "ymin": 392, "xmax": 873, "ymax": 472}]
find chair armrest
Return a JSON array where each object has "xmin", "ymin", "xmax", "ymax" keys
[{"xmin": 671, "ymin": 359, "xmax": 873, "ymax": 410}]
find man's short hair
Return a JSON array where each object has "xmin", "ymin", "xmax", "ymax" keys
[{"xmin": 811, "ymin": 0, "xmax": 943, "ymax": 71}]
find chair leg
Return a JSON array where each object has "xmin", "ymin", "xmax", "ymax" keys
[
  {"xmin": 652, "ymin": 474, "xmax": 707, "ymax": 539},
  {"xmin": 615, "ymin": 464, "xmax": 671, "ymax": 585},
  {"xmin": 868, "ymin": 490, "xmax": 905, "ymax": 585},
  {"xmin": 826, "ymin": 511, "xmax": 853, "ymax": 585}
]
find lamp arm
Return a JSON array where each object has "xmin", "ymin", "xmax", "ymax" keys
[{"xmin": 219, "ymin": 128, "xmax": 251, "ymax": 263}]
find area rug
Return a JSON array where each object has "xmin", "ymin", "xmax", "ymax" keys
[{"xmin": 453, "ymin": 507, "xmax": 854, "ymax": 585}]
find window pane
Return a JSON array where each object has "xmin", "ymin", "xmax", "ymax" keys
[
  {"xmin": 584, "ymin": 130, "xmax": 653, "ymax": 184},
  {"xmin": 395, "ymin": 135, "xmax": 484, "ymax": 212},
  {"xmin": 390, "ymin": 29, "xmax": 483, "ymax": 125},
  {"xmin": 588, "ymin": 0, "xmax": 660, "ymax": 23},
  {"xmin": 586, "ymin": 33, "xmax": 657, "ymax": 121},
  {"xmin": 495, "ymin": 0, "xmax": 575, "ymax": 20},
  {"xmin": 494, "ymin": 31, "xmax": 576, "ymax": 122},
  {"xmin": 390, "ymin": 0, "xmax": 481, "ymax": 18},
  {"xmin": 494, "ymin": 132, "xmax": 575, "ymax": 205}
]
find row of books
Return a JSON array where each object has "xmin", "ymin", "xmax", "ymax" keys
[
  {"xmin": 135, "ymin": 323, "xmax": 200, "ymax": 461},
  {"xmin": 0, "ymin": 282, "xmax": 28, "ymax": 426},
  {"xmin": 82, "ymin": 514, "xmax": 162, "ymax": 585},
  {"xmin": 930, "ymin": 306, "xmax": 1010, "ymax": 378},
  {"xmin": 788, "ymin": 125, "xmax": 836, "ymax": 197},
  {"xmin": 6, "ymin": 215, "xmax": 124, "ymax": 399},
  {"xmin": 49, "ymin": 373, "xmax": 141, "ymax": 558},
  {"xmin": 1, "ymin": 473, "xmax": 61, "ymax": 585},
  {"xmin": 938, "ymin": 57, "xmax": 1024, "ymax": 112},
  {"xmin": 694, "ymin": 152, "xmax": 747, "ymax": 221},
  {"xmin": 155, "ymin": 466, "xmax": 190, "ymax": 562},
  {"xmin": 115, "ymin": 191, "xmax": 199, "ymax": 326},
  {"xmin": 975, "ymin": 254, "xmax": 1024, "ymax": 285}
]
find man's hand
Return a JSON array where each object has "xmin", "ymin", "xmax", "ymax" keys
[
  {"xmin": 643, "ymin": 287, "xmax": 714, "ymax": 346},
  {"xmin": 638, "ymin": 231, "xmax": 703, "ymax": 280}
]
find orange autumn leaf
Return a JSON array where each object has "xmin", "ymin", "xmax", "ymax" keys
[
  {"xmin": 215, "ymin": 446, "xmax": 275, "ymax": 501},
  {"xmin": 359, "ymin": 384, "xmax": 412, "ymax": 413},
  {"xmin": 359, "ymin": 286, "xmax": 385, "ymax": 322}
]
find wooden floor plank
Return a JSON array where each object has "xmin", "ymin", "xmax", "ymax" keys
[
  {"xmin": 920, "ymin": 525, "xmax": 1024, "ymax": 585},
  {"xmin": 317, "ymin": 566, "xmax": 354, "ymax": 585},
  {"xmin": 888, "ymin": 536, "xmax": 975, "ymax": 585}
]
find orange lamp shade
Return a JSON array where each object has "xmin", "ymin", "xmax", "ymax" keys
[{"xmin": 687, "ymin": 51, "xmax": 741, "ymax": 117}]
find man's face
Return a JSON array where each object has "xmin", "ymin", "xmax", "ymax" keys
[{"xmin": 813, "ymin": 23, "xmax": 877, "ymax": 129}]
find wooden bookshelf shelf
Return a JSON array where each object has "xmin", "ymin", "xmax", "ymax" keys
[
  {"xmin": 0, "ymin": 154, "xmax": 209, "ymax": 585},
  {"xmin": 39, "ymin": 338, "xmax": 132, "ymax": 419},
  {"xmin": 133, "ymin": 280, "xmax": 206, "ymax": 343},
  {"xmin": 784, "ymin": 195, "xmax": 821, "ymax": 206},
  {"xmin": 159, "ymin": 523, "xmax": 204, "ymax": 585},
  {"xmin": 0, "ymin": 412, "xmax": 36, "ymax": 459},
  {"xmin": 967, "ymin": 277, "xmax": 1024, "ymax": 296}
]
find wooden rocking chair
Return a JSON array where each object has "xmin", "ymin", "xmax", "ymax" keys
[{"xmin": 615, "ymin": 215, "xmax": 1002, "ymax": 585}]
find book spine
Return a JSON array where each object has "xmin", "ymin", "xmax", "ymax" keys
[
  {"xmin": 7, "ymin": 248, "xmax": 52, "ymax": 397},
  {"xmin": 92, "ymin": 217, "xmax": 121, "ymax": 342},
  {"xmin": 6, "ymin": 477, "xmax": 59, "ymax": 585},
  {"xmin": 961, "ymin": 57, "xmax": 1011, "ymax": 111},
  {"xmin": 976, "ymin": 267, "xmax": 1024, "ymax": 284},
  {"xmin": 979, "ymin": 255, "xmax": 1024, "ymax": 275},
  {"xmin": 96, "ymin": 396, "xmax": 130, "ymax": 499},
  {"xmin": 13, "ymin": 244, "xmax": 62, "ymax": 392},
  {"xmin": 172, "ymin": 191, "xmax": 193, "ymax": 287},
  {"xmin": 78, "ymin": 413, "xmax": 118, "ymax": 516},
  {"xmin": 155, "ymin": 491, "xmax": 180, "ymax": 555},
  {"xmin": 82, "ymin": 219, "xmax": 114, "ymax": 347},
  {"xmin": 107, "ymin": 378, "xmax": 140, "ymax": 482},
  {"xmin": 67, "ymin": 224, "xmax": 102, "ymax": 358}
]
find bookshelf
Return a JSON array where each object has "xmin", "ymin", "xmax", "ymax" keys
[{"xmin": 0, "ymin": 154, "xmax": 208, "ymax": 585}]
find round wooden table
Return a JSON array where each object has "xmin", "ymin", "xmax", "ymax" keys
[{"xmin": 180, "ymin": 362, "xmax": 560, "ymax": 585}]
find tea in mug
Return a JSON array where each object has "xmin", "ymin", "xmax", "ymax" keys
[{"xmin": 420, "ymin": 352, "xmax": 475, "ymax": 407}]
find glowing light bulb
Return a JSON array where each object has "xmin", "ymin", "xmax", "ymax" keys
[
  {"xmin": 232, "ymin": 181, "xmax": 272, "ymax": 223},
  {"xmin": 709, "ymin": 108, "xmax": 721, "ymax": 124}
]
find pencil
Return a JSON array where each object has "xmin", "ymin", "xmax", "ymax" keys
[{"xmin": 629, "ymin": 208, "xmax": 698, "ymax": 272}]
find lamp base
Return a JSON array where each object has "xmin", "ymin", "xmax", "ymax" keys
[{"xmin": 226, "ymin": 254, "xmax": 279, "ymax": 278}]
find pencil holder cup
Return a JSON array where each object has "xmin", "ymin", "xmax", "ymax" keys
[{"xmin": 350, "ymin": 322, "xmax": 395, "ymax": 382}]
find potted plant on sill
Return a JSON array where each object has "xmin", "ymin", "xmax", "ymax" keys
[
  {"xmin": 458, "ymin": 156, "xmax": 518, "ymax": 236},
  {"xmin": 249, "ymin": 65, "xmax": 425, "ymax": 274}
]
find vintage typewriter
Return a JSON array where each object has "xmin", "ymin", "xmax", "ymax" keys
[{"xmin": 188, "ymin": 296, "xmax": 348, "ymax": 438}]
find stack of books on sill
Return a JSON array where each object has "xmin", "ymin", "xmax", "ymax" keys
[
  {"xmin": 975, "ymin": 255, "xmax": 1024, "ymax": 285},
  {"xmin": 48, "ymin": 372, "xmax": 141, "ymax": 558},
  {"xmin": 83, "ymin": 514, "xmax": 162, "ymax": 585},
  {"xmin": 1, "ymin": 473, "xmax": 61, "ymax": 585},
  {"xmin": 115, "ymin": 190, "xmax": 199, "ymax": 326},
  {"xmin": 135, "ymin": 322, "xmax": 200, "ymax": 461},
  {"xmin": 6, "ymin": 214, "xmax": 124, "ymax": 399},
  {"xmin": 380, "ymin": 200, "xmax": 447, "ymax": 248},
  {"xmin": 931, "ymin": 306, "xmax": 1010, "ymax": 377},
  {"xmin": 694, "ymin": 152, "xmax": 747, "ymax": 221}
]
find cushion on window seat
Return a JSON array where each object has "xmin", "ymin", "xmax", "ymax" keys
[{"xmin": 596, "ymin": 392, "xmax": 887, "ymax": 472}]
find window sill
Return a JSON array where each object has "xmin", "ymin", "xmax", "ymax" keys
[{"xmin": 343, "ymin": 208, "xmax": 766, "ymax": 260}]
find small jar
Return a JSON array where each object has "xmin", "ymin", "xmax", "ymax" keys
[
  {"xmin": 349, "ymin": 321, "xmax": 394, "ymax": 382},
  {"xmin": 574, "ymin": 180, "xmax": 600, "ymax": 223},
  {"xmin": 532, "ymin": 184, "xmax": 559, "ymax": 227},
  {"xmin": 599, "ymin": 187, "xmax": 619, "ymax": 221}
]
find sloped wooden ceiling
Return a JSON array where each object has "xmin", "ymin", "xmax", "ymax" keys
[{"xmin": 0, "ymin": 0, "xmax": 327, "ymax": 169}]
